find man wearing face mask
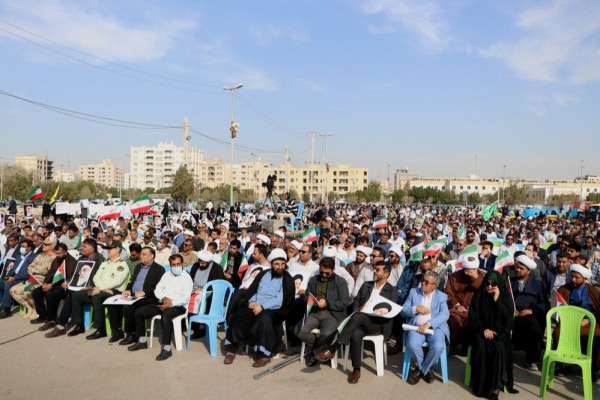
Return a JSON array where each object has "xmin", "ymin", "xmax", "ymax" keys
[
  {"xmin": 298, "ymin": 257, "xmax": 349, "ymax": 367},
  {"xmin": 0, "ymin": 239, "xmax": 37, "ymax": 318},
  {"xmin": 127, "ymin": 254, "xmax": 193, "ymax": 361},
  {"xmin": 445, "ymin": 254, "xmax": 485, "ymax": 355}
]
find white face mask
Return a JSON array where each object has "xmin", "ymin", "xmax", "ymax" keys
[{"xmin": 157, "ymin": 243, "xmax": 164, "ymax": 250}]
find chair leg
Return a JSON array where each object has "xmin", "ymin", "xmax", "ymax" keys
[
  {"xmin": 373, "ymin": 338, "xmax": 384, "ymax": 376},
  {"xmin": 173, "ymin": 317, "xmax": 184, "ymax": 351},
  {"xmin": 440, "ymin": 344, "xmax": 448, "ymax": 383},
  {"xmin": 402, "ymin": 346, "xmax": 411, "ymax": 381},
  {"xmin": 464, "ymin": 346, "xmax": 472, "ymax": 387},
  {"xmin": 208, "ymin": 322, "xmax": 218, "ymax": 357},
  {"xmin": 581, "ymin": 362, "xmax": 593, "ymax": 400},
  {"xmin": 343, "ymin": 345, "xmax": 349, "ymax": 372},
  {"xmin": 539, "ymin": 357, "xmax": 549, "ymax": 399},
  {"xmin": 299, "ymin": 342, "xmax": 305, "ymax": 364}
]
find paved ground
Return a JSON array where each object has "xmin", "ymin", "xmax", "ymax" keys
[{"xmin": 0, "ymin": 313, "xmax": 597, "ymax": 400}]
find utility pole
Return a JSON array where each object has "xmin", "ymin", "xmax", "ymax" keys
[
  {"xmin": 183, "ymin": 117, "xmax": 190, "ymax": 167},
  {"xmin": 306, "ymin": 131, "xmax": 320, "ymax": 202},
  {"xmin": 285, "ymin": 145, "xmax": 290, "ymax": 194},
  {"xmin": 318, "ymin": 133, "xmax": 333, "ymax": 203},
  {"xmin": 502, "ymin": 164, "xmax": 506, "ymax": 204},
  {"xmin": 580, "ymin": 160, "xmax": 585, "ymax": 206}
]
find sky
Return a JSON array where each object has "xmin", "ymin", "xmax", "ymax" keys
[{"xmin": 1, "ymin": 0, "xmax": 599, "ymax": 183}]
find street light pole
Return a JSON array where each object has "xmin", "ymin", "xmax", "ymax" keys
[
  {"xmin": 502, "ymin": 164, "xmax": 506, "ymax": 204},
  {"xmin": 580, "ymin": 160, "xmax": 584, "ymax": 206},
  {"xmin": 223, "ymin": 84, "xmax": 243, "ymax": 207}
]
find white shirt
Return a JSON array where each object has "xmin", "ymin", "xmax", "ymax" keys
[
  {"xmin": 414, "ymin": 291, "xmax": 434, "ymax": 326},
  {"xmin": 154, "ymin": 271, "xmax": 193, "ymax": 307},
  {"xmin": 352, "ymin": 265, "xmax": 373, "ymax": 298}
]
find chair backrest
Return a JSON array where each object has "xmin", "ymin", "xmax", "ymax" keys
[
  {"xmin": 199, "ymin": 279, "xmax": 234, "ymax": 318},
  {"xmin": 545, "ymin": 305, "xmax": 596, "ymax": 357},
  {"xmin": 163, "ymin": 265, "xmax": 171, "ymax": 273},
  {"xmin": 296, "ymin": 202, "xmax": 305, "ymax": 220},
  {"xmin": 184, "ymin": 266, "xmax": 192, "ymax": 273}
]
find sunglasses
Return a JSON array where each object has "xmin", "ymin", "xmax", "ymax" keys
[
  {"xmin": 299, "ymin": 250, "xmax": 309, "ymax": 254},
  {"xmin": 485, "ymin": 281, "xmax": 498, "ymax": 288},
  {"xmin": 320, "ymin": 271, "xmax": 332, "ymax": 277},
  {"xmin": 421, "ymin": 279, "xmax": 436, "ymax": 286}
]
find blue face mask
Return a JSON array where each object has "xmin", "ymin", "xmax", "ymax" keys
[
  {"xmin": 20, "ymin": 247, "xmax": 27, "ymax": 256},
  {"xmin": 171, "ymin": 267, "xmax": 183, "ymax": 276}
]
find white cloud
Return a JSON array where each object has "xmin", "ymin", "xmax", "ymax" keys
[
  {"xmin": 226, "ymin": 66, "xmax": 278, "ymax": 92},
  {"xmin": 481, "ymin": 0, "xmax": 600, "ymax": 84},
  {"xmin": 248, "ymin": 24, "xmax": 310, "ymax": 46},
  {"xmin": 360, "ymin": 0, "xmax": 450, "ymax": 52},
  {"xmin": 1, "ymin": 0, "xmax": 196, "ymax": 62}
]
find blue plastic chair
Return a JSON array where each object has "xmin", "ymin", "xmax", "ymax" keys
[
  {"xmin": 402, "ymin": 337, "xmax": 448, "ymax": 383},
  {"xmin": 285, "ymin": 201, "xmax": 304, "ymax": 231},
  {"xmin": 186, "ymin": 280, "xmax": 234, "ymax": 356}
]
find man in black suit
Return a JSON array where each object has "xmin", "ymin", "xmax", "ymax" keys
[
  {"xmin": 223, "ymin": 239, "xmax": 244, "ymax": 289},
  {"xmin": 316, "ymin": 260, "xmax": 397, "ymax": 384},
  {"xmin": 7, "ymin": 195, "xmax": 17, "ymax": 215},
  {"xmin": 478, "ymin": 241, "xmax": 497, "ymax": 272},
  {"xmin": 106, "ymin": 246, "xmax": 165, "ymax": 345}
]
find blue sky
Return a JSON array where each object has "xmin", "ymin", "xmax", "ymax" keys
[{"xmin": 1, "ymin": 0, "xmax": 599, "ymax": 182}]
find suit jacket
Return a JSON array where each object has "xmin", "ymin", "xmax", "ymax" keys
[
  {"xmin": 223, "ymin": 252, "xmax": 244, "ymax": 289},
  {"xmin": 479, "ymin": 254, "xmax": 497, "ymax": 272},
  {"xmin": 354, "ymin": 280, "xmax": 397, "ymax": 339},
  {"xmin": 7, "ymin": 251, "xmax": 37, "ymax": 281},
  {"xmin": 234, "ymin": 269, "xmax": 295, "ymax": 323},
  {"xmin": 126, "ymin": 261, "xmax": 165, "ymax": 301},
  {"xmin": 190, "ymin": 261, "xmax": 225, "ymax": 283},
  {"xmin": 305, "ymin": 274, "xmax": 349, "ymax": 322},
  {"xmin": 44, "ymin": 254, "xmax": 78, "ymax": 285},
  {"xmin": 400, "ymin": 287, "xmax": 450, "ymax": 343}
]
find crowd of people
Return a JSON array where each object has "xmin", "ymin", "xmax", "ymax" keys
[{"xmin": 1, "ymin": 199, "xmax": 600, "ymax": 399}]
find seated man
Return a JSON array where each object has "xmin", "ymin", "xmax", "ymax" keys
[
  {"xmin": 555, "ymin": 264, "xmax": 600, "ymax": 381},
  {"xmin": 315, "ymin": 261, "xmax": 397, "ymax": 384},
  {"xmin": 0, "ymin": 238, "xmax": 37, "ymax": 318},
  {"xmin": 445, "ymin": 254, "xmax": 485, "ymax": 354},
  {"xmin": 298, "ymin": 257, "xmax": 349, "ymax": 367},
  {"xmin": 345, "ymin": 246, "xmax": 371, "ymax": 281},
  {"xmin": 128, "ymin": 254, "xmax": 193, "ymax": 361},
  {"xmin": 106, "ymin": 247, "xmax": 165, "ymax": 346},
  {"xmin": 9, "ymin": 236, "xmax": 56, "ymax": 319},
  {"xmin": 401, "ymin": 271, "xmax": 450, "ymax": 385},
  {"xmin": 510, "ymin": 254, "xmax": 546, "ymax": 371},
  {"xmin": 189, "ymin": 250, "xmax": 225, "ymax": 338},
  {"xmin": 542, "ymin": 251, "xmax": 570, "ymax": 310},
  {"xmin": 224, "ymin": 248, "xmax": 295, "ymax": 367},
  {"xmin": 61, "ymin": 241, "xmax": 129, "ymax": 340},
  {"xmin": 31, "ymin": 243, "xmax": 78, "ymax": 329}
]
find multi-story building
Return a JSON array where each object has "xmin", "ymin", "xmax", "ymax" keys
[
  {"xmin": 14, "ymin": 154, "xmax": 54, "ymax": 182},
  {"xmin": 52, "ymin": 170, "xmax": 76, "ymax": 183},
  {"xmin": 129, "ymin": 142, "xmax": 204, "ymax": 189},
  {"xmin": 78, "ymin": 159, "xmax": 125, "ymax": 189}
]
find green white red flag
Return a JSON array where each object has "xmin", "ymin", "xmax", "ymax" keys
[
  {"xmin": 306, "ymin": 293, "xmax": 318, "ymax": 315},
  {"xmin": 408, "ymin": 233, "xmax": 427, "ymax": 262},
  {"xmin": 461, "ymin": 244, "xmax": 478, "ymax": 257},
  {"xmin": 237, "ymin": 255, "xmax": 250, "ymax": 280},
  {"xmin": 337, "ymin": 311, "xmax": 356, "ymax": 334},
  {"xmin": 457, "ymin": 223, "xmax": 466, "ymax": 240},
  {"xmin": 494, "ymin": 250, "xmax": 513, "ymax": 273},
  {"xmin": 219, "ymin": 250, "xmax": 229, "ymax": 269},
  {"xmin": 52, "ymin": 260, "xmax": 66, "ymax": 284},
  {"xmin": 26, "ymin": 185, "xmax": 43, "ymax": 201},
  {"xmin": 423, "ymin": 238, "xmax": 447, "ymax": 257},
  {"xmin": 130, "ymin": 195, "xmax": 151, "ymax": 214},
  {"xmin": 149, "ymin": 202, "xmax": 160, "ymax": 215},
  {"xmin": 300, "ymin": 226, "xmax": 317, "ymax": 243},
  {"xmin": 373, "ymin": 216, "xmax": 387, "ymax": 229},
  {"xmin": 99, "ymin": 202, "xmax": 123, "ymax": 221},
  {"xmin": 556, "ymin": 291, "xmax": 567, "ymax": 307}
]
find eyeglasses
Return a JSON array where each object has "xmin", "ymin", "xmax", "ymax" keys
[
  {"xmin": 421, "ymin": 279, "xmax": 436, "ymax": 286},
  {"xmin": 320, "ymin": 271, "xmax": 332, "ymax": 277},
  {"xmin": 373, "ymin": 267, "xmax": 385, "ymax": 272},
  {"xmin": 299, "ymin": 250, "xmax": 309, "ymax": 254},
  {"xmin": 485, "ymin": 281, "xmax": 498, "ymax": 288}
]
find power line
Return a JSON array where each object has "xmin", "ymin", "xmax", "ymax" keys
[
  {"xmin": 188, "ymin": 127, "xmax": 284, "ymax": 154},
  {"xmin": 0, "ymin": 23, "xmax": 219, "ymax": 95},
  {"xmin": 236, "ymin": 93, "xmax": 305, "ymax": 138}
]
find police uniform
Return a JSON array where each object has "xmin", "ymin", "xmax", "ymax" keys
[{"xmin": 70, "ymin": 257, "xmax": 130, "ymax": 333}]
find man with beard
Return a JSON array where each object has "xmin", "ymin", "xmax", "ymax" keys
[
  {"xmin": 555, "ymin": 264, "xmax": 600, "ymax": 381},
  {"xmin": 345, "ymin": 246, "xmax": 371, "ymax": 281},
  {"xmin": 224, "ymin": 248, "xmax": 294, "ymax": 368},
  {"xmin": 188, "ymin": 250, "xmax": 225, "ymax": 339},
  {"xmin": 445, "ymin": 254, "xmax": 485, "ymax": 354},
  {"xmin": 223, "ymin": 239, "xmax": 244, "ymax": 289}
]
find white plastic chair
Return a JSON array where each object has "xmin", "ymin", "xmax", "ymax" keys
[
  {"xmin": 299, "ymin": 329, "xmax": 339, "ymax": 368},
  {"xmin": 149, "ymin": 313, "xmax": 189, "ymax": 351},
  {"xmin": 343, "ymin": 334, "xmax": 387, "ymax": 376}
]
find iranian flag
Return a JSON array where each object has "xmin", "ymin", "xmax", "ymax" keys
[
  {"xmin": 494, "ymin": 250, "xmax": 513, "ymax": 273},
  {"xmin": 300, "ymin": 226, "xmax": 317, "ymax": 243},
  {"xmin": 219, "ymin": 250, "xmax": 229, "ymax": 269},
  {"xmin": 237, "ymin": 255, "xmax": 250, "ymax": 280},
  {"xmin": 408, "ymin": 233, "xmax": 427, "ymax": 262},
  {"xmin": 373, "ymin": 216, "xmax": 387, "ymax": 229},
  {"xmin": 24, "ymin": 274, "xmax": 40, "ymax": 292},
  {"xmin": 149, "ymin": 202, "xmax": 160, "ymax": 215},
  {"xmin": 306, "ymin": 293, "xmax": 318, "ymax": 315},
  {"xmin": 457, "ymin": 223, "xmax": 466, "ymax": 240},
  {"xmin": 52, "ymin": 260, "xmax": 66, "ymax": 284},
  {"xmin": 556, "ymin": 291, "xmax": 567, "ymax": 307},
  {"xmin": 461, "ymin": 244, "xmax": 478, "ymax": 258},
  {"xmin": 99, "ymin": 202, "xmax": 123, "ymax": 221},
  {"xmin": 423, "ymin": 238, "xmax": 447, "ymax": 257},
  {"xmin": 130, "ymin": 195, "xmax": 151, "ymax": 214},
  {"xmin": 26, "ymin": 185, "xmax": 43, "ymax": 201},
  {"xmin": 337, "ymin": 311, "xmax": 356, "ymax": 334}
]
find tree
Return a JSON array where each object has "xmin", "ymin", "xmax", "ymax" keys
[
  {"xmin": 328, "ymin": 191, "xmax": 336, "ymax": 202},
  {"xmin": 238, "ymin": 189, "xmax": 255, "ymax": 203},
  {"xmin": 587, "ymin": 193, "xmax": 600, "ymax": 202},
  {"xmin": 467, "ymin": 192, "xmax": 483, "ymax": 204},
  {"xmin": 170, "ymin": 165, "xmax": 196, "ymax": 202},
  {"xmin": 4, "ymin": 172, "xmax": 33, "ymax": 200},
  {"xmin": 547, "ymin": 194, "xmax": 578, "ymax": 206},
  {"xmin": 362, "ymin": 181, "xmax": 382, "ymax": 203},
  {"xmin": 302, "ymin": 192, "xmax": 310, "ymax": 203},
  {"xmin": 503, "ymin": 183, "xmax": 529, "ymax": 205},
  {"xmin": 288, "ymin": 189, "xmax": 300, "ymax": 201}
]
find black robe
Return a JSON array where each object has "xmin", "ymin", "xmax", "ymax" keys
[{"xmin": 468, "ymin": 272, "xmax": 516, "ymax": 398}]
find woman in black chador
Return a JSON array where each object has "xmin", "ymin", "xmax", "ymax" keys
[{"xmin": 468, "ymin": 271, "xmax": 519, "ymax": 400}]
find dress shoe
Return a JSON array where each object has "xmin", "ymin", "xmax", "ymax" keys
[
  {"xmin": 388, "ymin": 344, "xmax": 403, "ymax": 355},
  {"xmin": 305, "ymin": 353, "xmax": 318, "ymax": 367},
  {"xmin": 156, "ymin": 349, "xmax": 172, "ymax": 361},
  {"xmin": 68, "ymin": 325, "xmax": 85, "ymax": 337},
  {"xmin": 506, "ymin": 387, "xmax": 519, "ymax": 394},
  {"xmin": 315, "ymin": 348, "xmax": 336, "ymax": 363},
  {"xmin": 407, "ymin": 368, "xmax": 421, "ymax": 385},
  {"xmin": 119, "ymin": 334, "xmax": 137, "ymax": 346},
  {"xmin": 487, "ymin": 391, "xmax": 499, "ymax": 400},
  {"xmin": 30, "ymin": 317, "xmax": 46, "ymax": 324},
  {"xmin": 348, "ymin": 369, "xmax": 361, "ymax": 384},
  {"xmin": 86, "ymin": 330, "xmax": 107, "ymax": 340},
  {"xmin": 422, "ymin": 369, "xmax": 434, "ymax": 384},
  {"xmin": 38, "ymin": 322, "xmax": 56, "ymax": 331},
  {"xmin": 109, "ymin": 329, "xmax": 125, "ymax": 343},
  {"xmin": 224, "ymin": 353, "xmax": 235, "ymax": 365},
  {"xmin": 45, "ymin": 328, "xmax": 66, "ymax": 338},
  {"xmin": 252, "ymin": 357, "xmax": 271, "ymax": 368},
  {"xmin": 0, "ymin": 309, "xmax": 13, "ymax": 319},
  {"xmin": 128, "ymin": 341, "xmax": 148, "ymax": 351}
]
